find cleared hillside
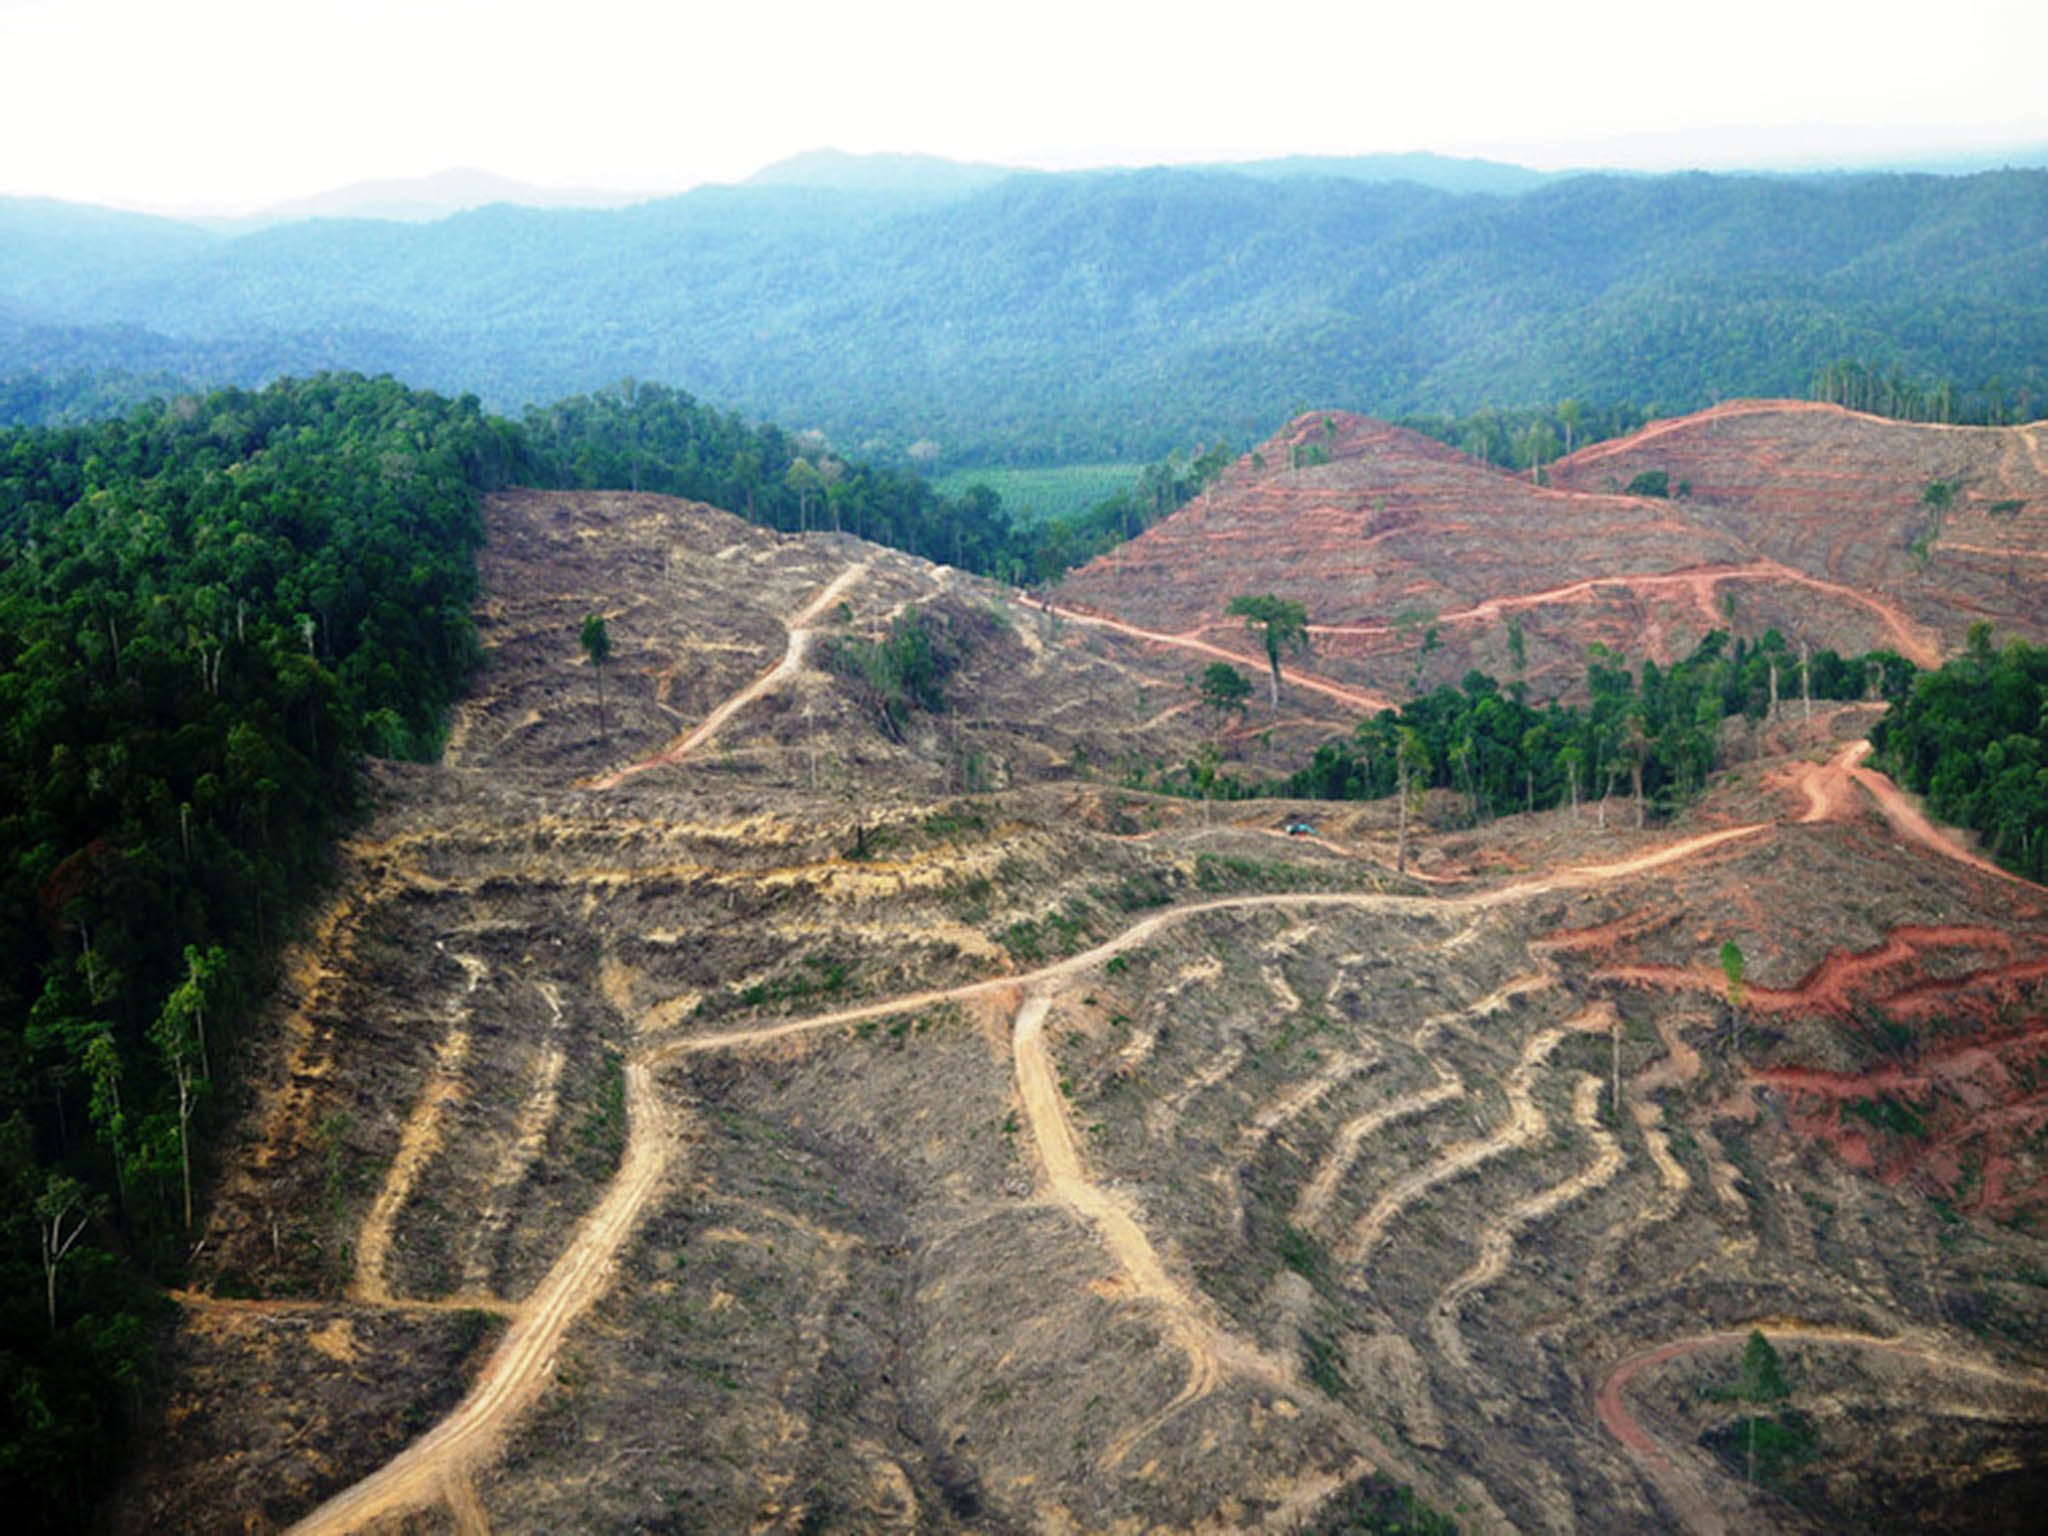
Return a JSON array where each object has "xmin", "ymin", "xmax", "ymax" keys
[
  {"xmin": 113, "ymin": 485, "xmax": 2048, "ymax": 1534},
  {"xmin": 1057, "ymin": 404, "xmax": 2048, "ymax": 704}
]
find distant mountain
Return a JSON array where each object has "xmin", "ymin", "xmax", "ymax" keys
[
  {"xmin": 1205, "ymin": 150, "xmax": 1557, "ymax": 195},
  {"xmin": 740, "ymin": 148, "xmax": 1556, "ymax": 199},
  {"xmin": 204, "ymin": 168, "xmax": 658, "ymax": 231},
  {"xmin": 4, "ymin": 166, "xmax": 2046, "ymax": 461},
  {"xmin": 743, "ymin": 149, "xmax": 1018, "ymax": 200},
  {"xmin": 0, "ymin": 196, "xmax": 218, "ymax": 308}
]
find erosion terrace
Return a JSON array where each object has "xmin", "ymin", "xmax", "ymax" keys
[{"xmin": 120, "ymin": 404, "xmax": 2048, "ymax": 1533}]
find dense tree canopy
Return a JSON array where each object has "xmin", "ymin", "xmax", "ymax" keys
[
  {"xmin": 1871, "ymin": 629, "xmax": 2048, "ymax": 881},
  {"xmin": 1149, "ymin": 630, "xmax": 1918, "ymax": 823},
  {"xmin": 0, "ymin": 374, "xmax": 515, "ymax": 1526},
  {"xmin": 5, "ymin": 167, "xmax": 2045, "ymax": 464}
]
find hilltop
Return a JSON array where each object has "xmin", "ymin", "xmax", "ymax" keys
[
  {"xmin": 1058, "ymin": 404, "xmax": 2048, "ymax": 701},
  {"xmin": 110, "ymin": 471, "xmax": 2048, "ymax": 1532}
]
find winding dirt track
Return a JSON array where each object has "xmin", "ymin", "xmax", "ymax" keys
[
  {"xmin": 1336, "ymin": 1025, "xmax": 1568, "ymax": 1268},
  {"xmin": 1785, "ymin": 737, "xmax": 2046, "ymax": 891},
  {"xmin": 287, "ymin": 810, "xmax": 1771, "ymax": 1531},
  {"xmin": 1595, "ymin": 1326, "xmax": 2048, "ymax": 1535},
  {"xmin": 286, "ymin": 1063, "xmax": 676, "ymax": 1536},
  {"xmin": 1043, "ymin": 600, "xmax": 1399, "ymax": 714},
  {"xmin": 351, "ymin": 954, "xmax": 485, "ymax": 1304},
  {"xmin": 587, "ymin": 563, "xmax": 867, "ymax": 789},
  {"xmin": 287, "ymin": 566, "xmax": 2032, "ymax": 1534},
  {"xmin": 1848, "ymin": 752, "xmax": 2048, "ymax": 890},
  {"xmin": 1182, "ymin": 558, "xmax": 1943, "ymax": 672},
  {"xmin": 1790, "ymin": 739, "xmax": 1871, "ymax": 822},
  {"xmin": 1430, "ymin": 1072, "xmax": 1623, "ymax": 1390}
]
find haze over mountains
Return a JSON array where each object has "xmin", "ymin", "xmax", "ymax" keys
[{"xmin": 5, "ymin": 151, "xmax": 2047, "ymax": 463}]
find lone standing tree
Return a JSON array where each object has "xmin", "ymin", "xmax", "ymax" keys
[
  {"xmin": 581, "ymin": 612, "xmax": 612, "ymax": 743},
  {"xmin": 1227, "ymin": 594, "xmax": 1309, "ymax": 712},
  {"xmin": 1195, "ymin": 661, "xmax": 1253, "ymax": 724}
]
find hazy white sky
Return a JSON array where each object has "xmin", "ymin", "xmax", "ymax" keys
[{"xmin": 4, "ymin": 0, "xmax": 2044, "ymax": 213}]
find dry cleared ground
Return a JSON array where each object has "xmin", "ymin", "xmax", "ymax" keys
[
  {"xmin": 1059, "ymin": 405, "xmax": 2047, "ymax": 705},
  {"xmin": 116, "ymin": 484, "xmax": 2048, "ymax": 1535}
]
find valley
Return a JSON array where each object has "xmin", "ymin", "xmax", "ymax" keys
[{"xmin": 116, "ymin": 407, "xmax": 2048, "ymax": 1533}]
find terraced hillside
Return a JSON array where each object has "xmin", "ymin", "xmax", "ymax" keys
[
  {"xmin": 116, "ymin": 487, "xmax": 2048, "ymax": 1533},
  {"xmin": 1057, "ymin": 404, "xmax": 2048, "ymax": 704}
]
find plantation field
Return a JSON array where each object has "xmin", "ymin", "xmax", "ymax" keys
[{"xmin": 934, "ymin": 461, "xmax": 1143, "ymax": 523}]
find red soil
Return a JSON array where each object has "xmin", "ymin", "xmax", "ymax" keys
[
  {"xmin": 1594, "ymin": 926, "xmax": 2035, "ymax": 1019},
  {"xmin": 1058, "ymin": 403, "xmax": 2046, "ymax": 705},
  {"xmin": 1595, "ymin": 923, "xmax": 2048, "ymax": 1214},
  {"xmin": 1849, "ymin": 755, "xmax": 2048, "ymax": 893}
]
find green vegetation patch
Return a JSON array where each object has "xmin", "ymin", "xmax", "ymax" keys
[
  {"xmin": 1871, "ymin": 629, "xmax": 2047, "ymax": 882},
  {"xmin": 932, "ymin": 462, "xmax": 1145, "ymax": 524},
  {"xmin": 1842, "ymin": 1092, "xmax": 1928, "ymax": 1141},
  {"xmin": 0, "ymin": 374, "xmax": 512, "ymax": 1527},
  {"xmin": 571, "ymin": 1049, "xmax": 629, "ymax": 1181},
  {"xmin": 1309, "ymin": 1473, "xmax": 1460, "ymax": 1534},
  {"xmin": 1285, "ymin": 629, "xmax": 1918, "ymax": 826}
]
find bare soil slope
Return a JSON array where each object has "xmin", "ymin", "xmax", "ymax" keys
[
  {"xmin": 116, "ymin": 488, "xmax": 2048, "ymax": 1536},
  {"xmin": 1551, "ymin": 400, "xmax": 2048, "ymax": 646},
  {"xmin": 1057, "ymin": 405, "xmax": 2047, "ymax": 705}
]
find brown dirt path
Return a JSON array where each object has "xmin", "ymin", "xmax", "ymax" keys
[
  {"xmin": 1334, "ymin": 1024, "xmax": 1569, "ymax": 1268},
  {"xmin": 644, "ymin": 828, "xmax": 1767, "ymax": 1073},
  {"xmin": 1849, "ymin": 754, "xmax": 2048, "ymax": 891},
  {"xmin": 1429, "ymin": 1072, "xmax": 1624, "ymax": 1398},
  {"xmin": 350, "ymin": 954, "xmax": 485, "ymax": 1305},
  {"xmin": 1786, "ymin": 738, "xmax": 1870, "ymax": 823},
  {"xmin": 1583, "ymin": 1007, "xmax": 1701, "ymax": 1294},
  {"xmin": 459, "ymin": 983, "xmax": 568, "ymax": 1296},
  {"xmin": 1042, "ymin": 600, "xmax": 1399, "ymax": 714},
  {"xmin": 1294, "ymin": 559, "xmax": 1940, "ymax": 671},
  {"xmin": 588, "ymin": 562, "xmax": 867, "ymax": 789},
  {"xmin": 1012, "ymin": 989, "xmax": 1245, "ymax": 1469},
  {"xmin": 1292, "ymin": 968, "xmax": 1551, "ymax": 1233},
  {"xmin": 1595, "ymin": 1326, "xmax": 2048, "ymax": 1533},
  {"xmin": 289, "ymin": 804, "xmax": 1770, "ymax": 1529},
  {"xmin": 284, "ymin": 1061, "xmax": 678, "ymax": 1536}
]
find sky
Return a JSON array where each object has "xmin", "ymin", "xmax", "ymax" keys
[{"xmin": 3, "ymin": 0, "xmax": 2045, "ymax": 214}]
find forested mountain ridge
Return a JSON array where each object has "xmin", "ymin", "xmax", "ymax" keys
[{"xmin": 5, "ymin": 166, "xmax": 2046, "ymax": 462}]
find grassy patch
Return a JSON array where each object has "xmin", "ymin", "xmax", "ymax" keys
[
  {"xmin": 999, "ymin": 900, "xmax": 1098, "ymax": 963},
  {"xmin": 572, "ymin": 1048, "xmax": 628, "ymax": 1179},
  {"xmin": 921, "ymin": 800, "xmax": 994, "ymax": 840},
  {"xmin": 1299, "ymin": 1327, "xmax": 1348, "ymax": 1398},
  {"xmin": 1703, "ymin": 1410, "xmax": 1820, "ymax": 1485},
  {"xmin": 931, "ymin": 462, "xmax": 1145, "ymax": 524},
  {"xmin": 1092, "ymin": 868, "xmax": 1178, "ymax": 911},
  {"xmin": 1276, "ymin": 1222, "xmax": 1332, "ymax": 1288},
  {"xmin": 702, "ymin": 952, "xmax": 855, "ymax": 1020},
  {"xmin": 1193, "ymin": 852, "xmax": 1329, "ymax": 893}
]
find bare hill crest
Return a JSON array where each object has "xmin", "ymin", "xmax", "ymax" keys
[{"xmin": 1059, "ymin": 403, "xmax": 2048, "ymax": 701}]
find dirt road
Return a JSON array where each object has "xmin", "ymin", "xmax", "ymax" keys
[
  {"xmin": 1848, "ymin": 752, "xmax": 2046, "ymax": 890},
  {"xmin": 1595, "ymin": 1325, "xmax": 2048, "ymax": 1534},
  {"xmin": 284, "ymin": 807, "xmax": 1777, "ymax": 1532},
  {"xmin": 1293, "ymin": 559, "xmax": 1941, "ymax": 671},
  {"xmin": 1043, "ymin": 601, "xmax": 1399, "ymax": 714},
  {"xmin": 589, "ymin": 563, "xmax": 867, "ymax": 789},
  {"xmin": 285, "ymin": 1061, "xmax": 677, "ymax": 1536}
]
